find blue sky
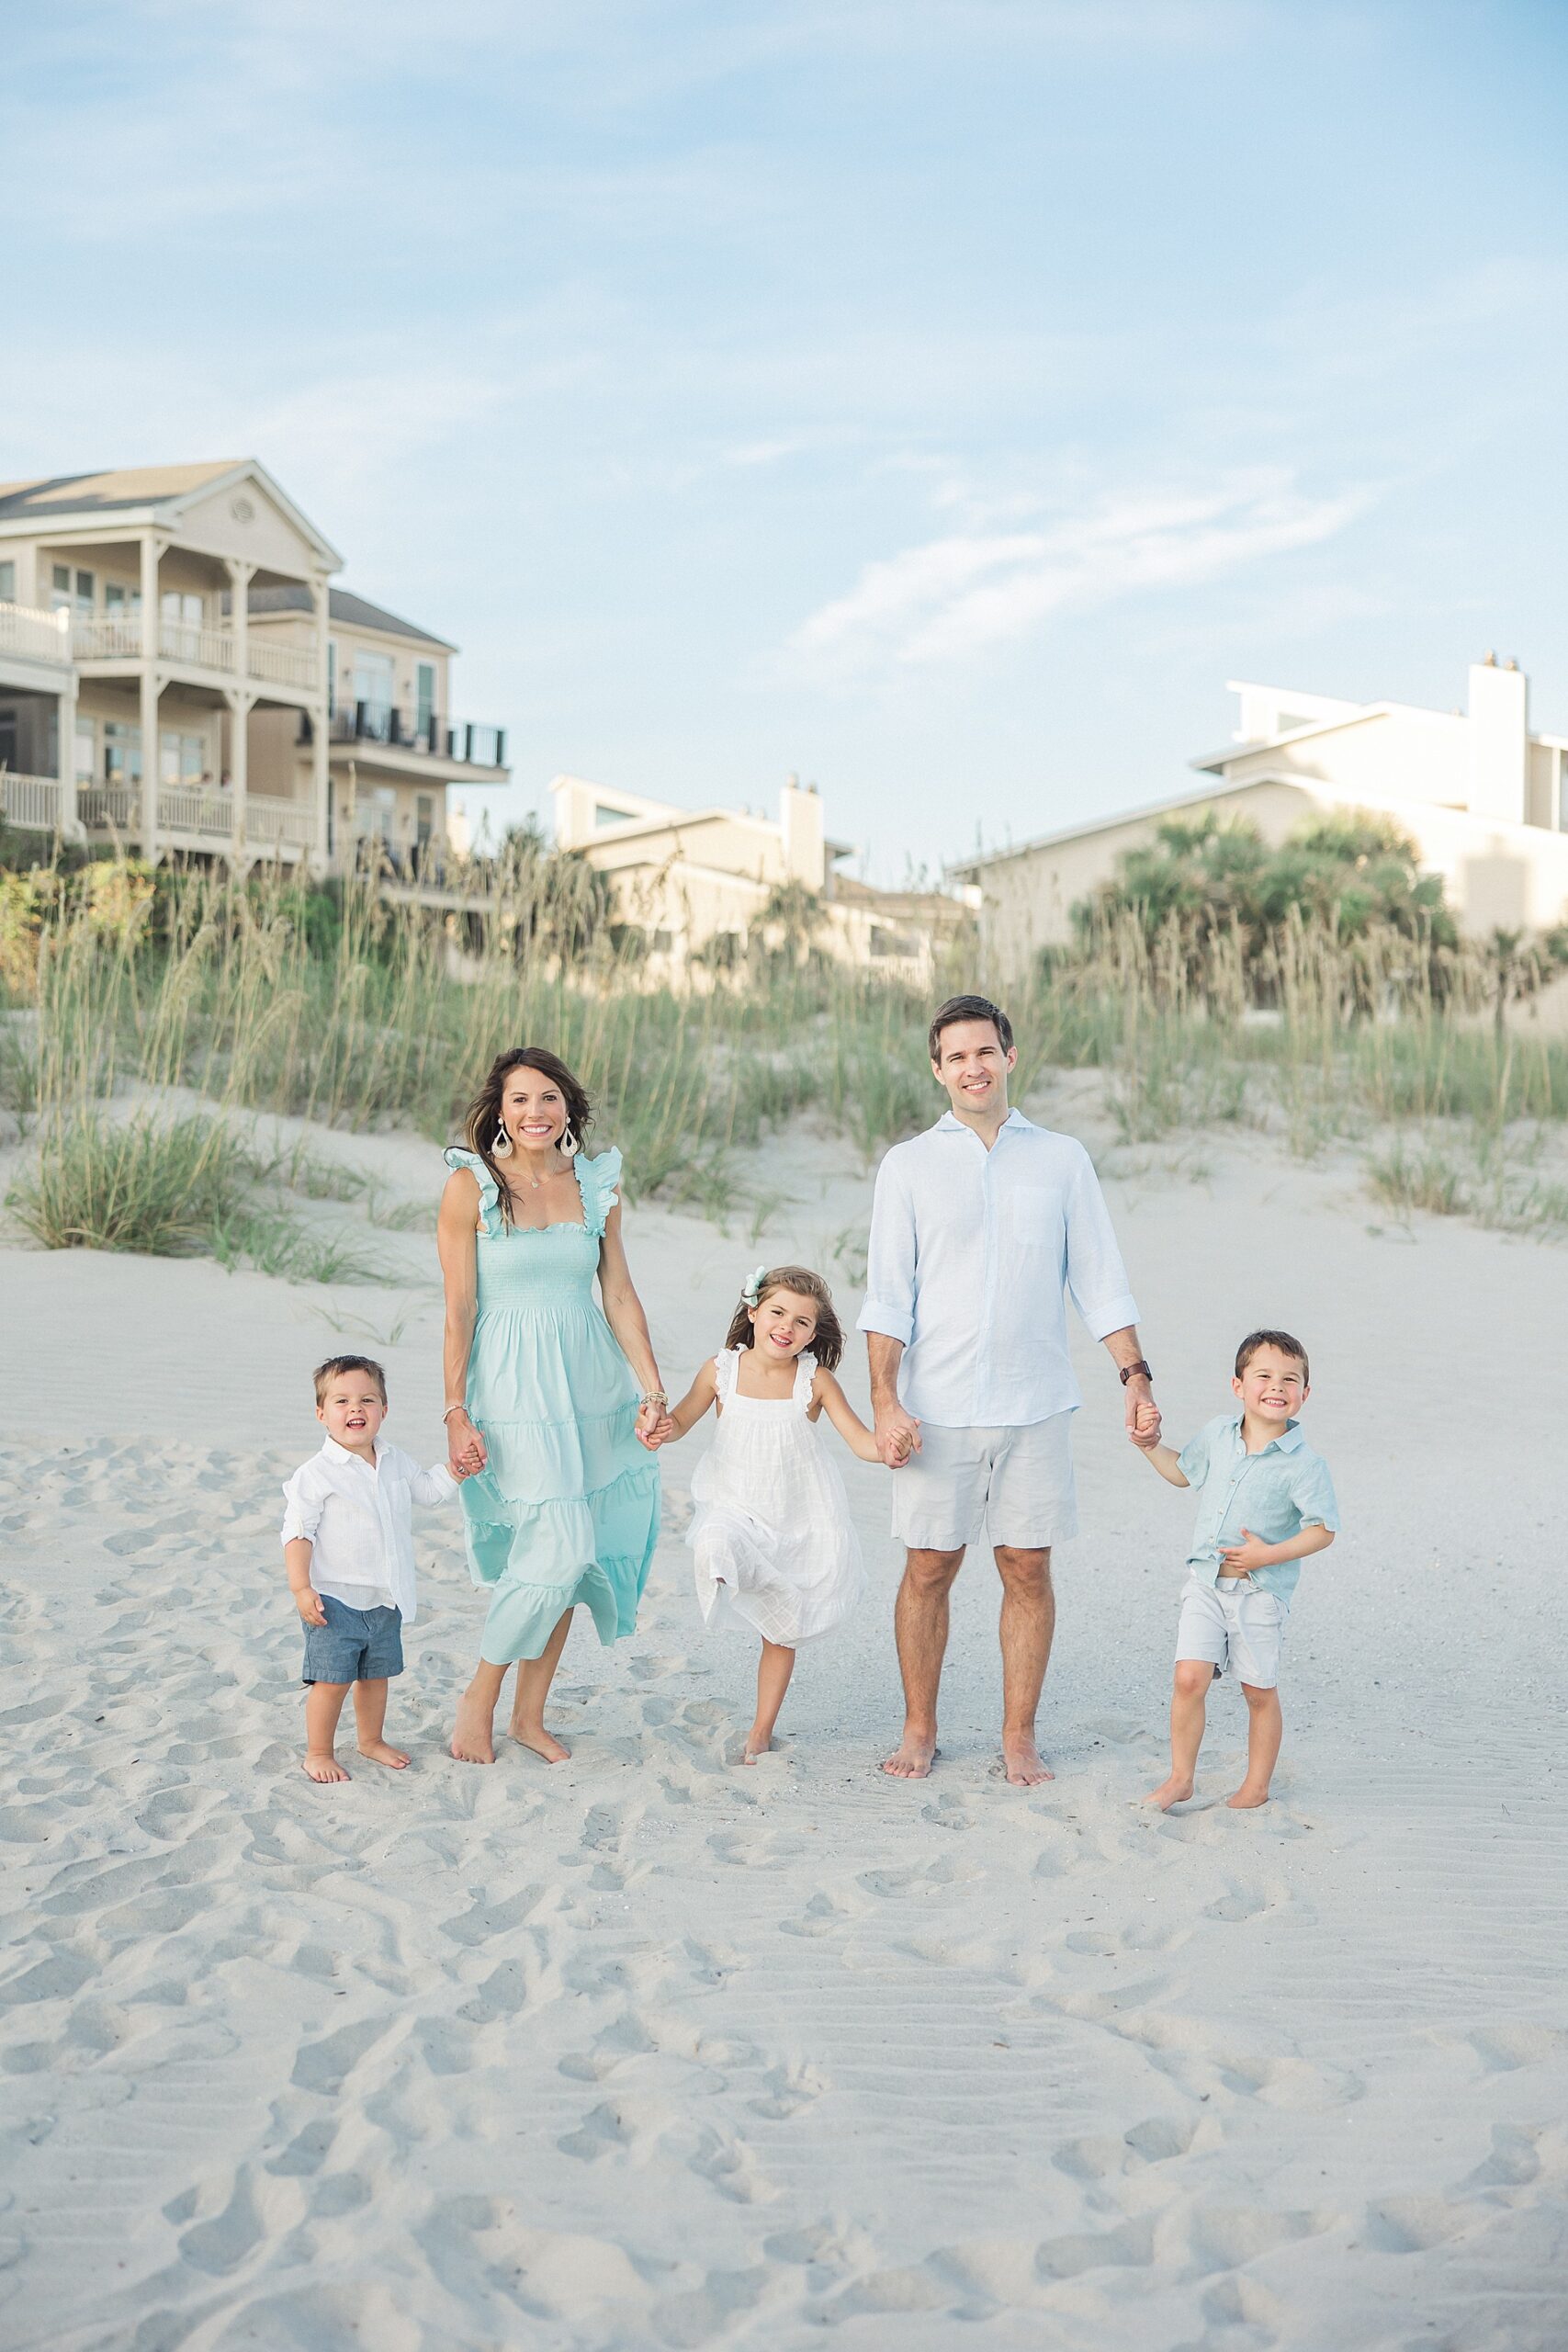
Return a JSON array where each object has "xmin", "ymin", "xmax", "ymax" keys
[{"xmin": 9, "ymin": 1, "xmax": 1568, "ymax": 877}]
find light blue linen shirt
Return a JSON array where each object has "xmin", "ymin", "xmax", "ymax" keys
[
  {"xmin": 857, "ymin": 1109, "xmax": 1139, "ymax": 1429},
  {"xmin": 1177, "ymin": 1413, "xmax": 1339, "ymax": 1603}
]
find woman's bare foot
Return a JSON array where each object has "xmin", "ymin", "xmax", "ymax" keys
[
  {"xmin": 742, "ymin": 1730, "xmax": 773, "ymax": 1766},
  {"xmin": 357, "ymin": 1738, "xmax": 409, "ymax": 1770},
  {"xmin": 510, "ymin": 1721, "xmax": 570, "ymax": 1764},
  {"xmin": 1145, "ymin": 1773, "xmax": 1195, "ymax": 1810},
  {"xmin": 881, "ymin": 1731, "xmax": 938, "ymax": 1779},
  {"xmin": 450, "ymin": 1685, "xmax": 497, "ymax": 1764},
  {"xmin": 303, "ymin": 1752, "xmax": 349, "ymax": 1783},
  {"xmin": 1002, "ymin": 1738, "xmax": 1054, "ymax": 1787},
  {"xmin": 1225, "ymin": 1783, "xmax": 1270, "ymax": 1809}
]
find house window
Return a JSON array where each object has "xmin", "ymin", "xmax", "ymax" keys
[
  {"xmin": 105, "ymin": 582, "xmax": 142, "ymax": 617},
  {"xmin": 74, "ymin": 720, "xmax": 96, "ymax": 784},
  {"xmin": 354, "ymin": 650, "xmax": 394, "ymax": 722},
  {"xmin": 51, "ymin": 565, "xmax": 71, "ymax": 611},
  {"xmin": 103, "ymin": 721, "xmax": 141, "ymax": 786},
  {"xmin": 161, "ymin": 590, "xmax": 204, "ymax": 628},
  {"xmin": 594, "ymin": 803, "xmax": 631, "ymax": 828},
  {"xmin": 652, "ymin": 929, "xmax": 673, "ymax": 954},
  {"xmin": 0, "ymin": 560, "xmax": 14, "ymax": 603},
  {"xmin": 74, "ymin": 570, "xmax": 96, "ymax": 614},
  {"xmin": 416, "ymin": 662, "xmax": 435, "ymax": 743},
  {"xmin": 52, "ymin": 565, "xmax": 95, "ymax": 615},
  {"xmin": 415, "ymin": 793, "xmax": 434, "ymax": 846},
  {"xmin": 160, "ymin": 730, "xmax": 207, "ymax": 786}
]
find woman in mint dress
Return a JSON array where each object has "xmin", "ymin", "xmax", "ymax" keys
[{"xmin": 437, "ymin": 1046, "xmax": 667, "ymax": 1766}]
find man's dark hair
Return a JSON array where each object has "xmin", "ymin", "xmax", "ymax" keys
[
  {"xmin": 928, "ymin": 994, "xmax": 1014, "ymax": 1065},
  {"xmin": 1235, "ymin": 1329, "xmax": 1309, "ymax": 1386}
]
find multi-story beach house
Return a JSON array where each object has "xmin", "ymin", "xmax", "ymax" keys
[
  {"xmin": 551, "ymin": 771, "xmax": 970, "ymax": 984},
  {"xmin": 949, "ymin": 657, "xmax": 1568, "ymax": 976},
  {"xmin": 0, "ymin": 459, "xmax": 507, "ymax": 883}
]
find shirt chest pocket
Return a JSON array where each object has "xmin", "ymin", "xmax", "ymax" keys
[{"xmin": 1003, "ymin": 1185, "xmax": 1060, "ymax": 1254}]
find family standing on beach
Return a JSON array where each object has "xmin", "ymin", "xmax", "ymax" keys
[{"xmin": 280, "ymin": 993, "xmax": 1339, "ymax": 1810}]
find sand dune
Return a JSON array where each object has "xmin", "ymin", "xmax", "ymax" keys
[{"xmin": 1, "ymin": 1102, "xmax": 1565, "ymax": 2349}]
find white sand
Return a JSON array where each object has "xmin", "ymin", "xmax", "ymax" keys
[{"xmin": 1, "ymin": 1096, "xmax": 1565, "ymax": 2351}]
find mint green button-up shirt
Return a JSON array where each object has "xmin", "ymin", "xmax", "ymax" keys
[{"xmin": 1177, "ymin": 1414, "xmax": 1338, "ymax": 1603}]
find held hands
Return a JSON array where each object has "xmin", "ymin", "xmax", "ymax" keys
[
  {"xmin": 446, "ymin": 1410, "xmax": 487, "ymax": 1479},
  {"xmin": 635, "ymin": 1398, "xmax": 675, "ymax": 1451},
  {"xmin": 875, "ymin": 1406, "xmax": 920, "ymax": 1469},
  {"xmin": 1128, "ymin": 1398, "xmax": 1162, "ymax": 1453},
  {"xmin": 1218, "ymin": 1526, "xmax": 1273, "ymax": 1574}
]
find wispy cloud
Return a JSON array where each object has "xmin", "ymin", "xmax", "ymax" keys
[{"xmin": 783, "ymin": 472, "xmax": 1376, "ymax": 680}]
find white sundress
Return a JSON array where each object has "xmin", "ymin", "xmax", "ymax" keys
[{"xmin": 687, "ymin": 1348, "xmax": 866, "ymax": 1646}]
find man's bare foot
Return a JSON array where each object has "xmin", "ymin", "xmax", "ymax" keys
[
  {"xmin": 881, "ymin": 1731, "xmax": 938, "ymax": 1779},
  {"xmin": 1145, "ymin": 1773, "xmax": 1195, "ymax": 1810},
  {"xmin": 1225, "ymin": 1783, "xmax": 1269, "ymax": 1809},
  {"xmin": 1002, "ymin": 1738, "xmax": 1055, "ymax": 1787},
  {"xmin": 510, "ymin": 1722, "xmax": 570, "ymax": 1764},
  {"xmin": 357, "ymin": 1739, "xmax": 409, "ymax": 1770},
  {"xmin": 303, "ymin": 1752, "xmax": 349, "ymax": 1783},
  {"xmin": 450, "ymin": 1686, "xmax": 497, "ymax": 1764}
]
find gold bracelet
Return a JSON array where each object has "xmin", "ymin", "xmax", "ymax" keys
[
  {"xmin": 442, "ymin": 1404, "xmax": 468, "ymax": 1421},
  {"xmin": 638, "ymin": 1389, "xmax": 668, "ymax": 1409}
]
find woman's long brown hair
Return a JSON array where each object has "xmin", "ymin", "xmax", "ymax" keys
[
  {"xmin": 723, "ymin": 1265, "xmax": 844, "ymax": 1372},
  {"xmin": 458, "ymin": 1046, "xmax": 594, "ymax": 1227}
]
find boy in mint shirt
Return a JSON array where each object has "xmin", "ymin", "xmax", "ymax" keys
[{"xmin": 1134, "ymin": 1328, "xmax": 1337, "ymax": 1812}]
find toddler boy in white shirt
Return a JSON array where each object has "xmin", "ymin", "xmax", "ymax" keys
[{"xmin": 281, "ymin": 1355, "xmax": 463, "ymax": 1783}]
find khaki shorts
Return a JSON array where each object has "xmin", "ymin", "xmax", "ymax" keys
[
  {"xmin": 890, "ymin": 1414, "xmax": 1077, "ymax": 1553},
  {"xmin": 1175, "ymin": 1573, "xmax": 1287, "ymax": 1689}
]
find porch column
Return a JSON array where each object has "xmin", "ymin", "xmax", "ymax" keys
[
  {"xmin": 311, "ymin": 572, "xmax": 332, "ymax": 872},
  {"xmin": 140, "ymin": 536, "xmax": 162, "ymax": 858},
  {"xmin": 58, "ymin": 669, "xmax": 81, "ymax": 840},
  {"xmin": 229, "ymin": 687, "xmax": 254, "ymax": 863}
]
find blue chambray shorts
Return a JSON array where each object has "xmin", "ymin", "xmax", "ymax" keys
[{"xmin": 301, "ymin": 1594, "xmax": 404, "ymax": 1685}]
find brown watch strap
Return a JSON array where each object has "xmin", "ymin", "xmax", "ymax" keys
[{"xmin": 1118, "ymin": 1359, "xmax": 1153, "ymax": 1385}]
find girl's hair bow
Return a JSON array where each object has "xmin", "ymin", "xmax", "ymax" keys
[{"xmin": 741, "ymin": 1263, "xmax": 768, "ymax": 1306}]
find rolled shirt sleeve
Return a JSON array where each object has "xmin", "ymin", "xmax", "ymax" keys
[
  {"xmin": 857, "ymin": 1152, "xmax": 917, "ymax": 1347},
  {"xmin": 279, "ymin": 1464, "xmax": 324, "ymax": 1547},
  {"xmin": 1290, "ymin": 1450, "xmax": 1339, "ymax": 1532},
  {"xmin": 1177, "ymin": 1423, "xmax": 1216, "ymax": 1487},
  {"xmin": 409, "ymin": 1459, "xmax": 459, "ymax": 1507},
  {"xmin": 1062, "ymin": 1149, "xmax": 1139, "ymax": 1340}
]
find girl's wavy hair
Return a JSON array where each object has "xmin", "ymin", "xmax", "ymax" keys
[
  {"xmin": 723, "ymin": 1264, "xmax": 844, "ymax": 1373},
  {"xmin": 458, "ymin": 1046, "xmax": 594, "ymax": 1227}
]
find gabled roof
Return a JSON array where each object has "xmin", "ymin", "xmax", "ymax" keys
[
  {"xmin": 947, "ymin": 777, "xmax": 1280, "ymax": 878},
  {"xmin": 243, "ymin": 582, "xmax": 456, "ymax": 650},
  {"xmin": 0, "ymin": 459, "xmax": 342, "ymax": 568}
]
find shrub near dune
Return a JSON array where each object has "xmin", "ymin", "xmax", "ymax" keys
[{"xmin": 8, "ymin": 1109, "xmax": 243, "ymax": 1256}]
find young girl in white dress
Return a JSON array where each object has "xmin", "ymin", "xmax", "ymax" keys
[{"xmin": 657, "ymin": 1264, "xmax": 887, "ymax": 1762}]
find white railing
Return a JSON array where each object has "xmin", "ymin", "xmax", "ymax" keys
[
  {"xmin": 247, "ymin": 639, "xmax": 319, "ymax": 691},
  {"xmin": 0, "ymin": 602, "xmax": 72, "ymax": 665},
  {"xmin": 0, "ymin": 773, "xmax": 64, "ymax": 830},
  {"xmin": 73, "ymin": 616, "xmax": 241, "ymax": 672},
  {"xmin": 158, "ymin": 786, "xmax": 234, "ymax": 838},
  {"xmin": 245, "ymin": 794, "xmax": 316, "ymax": 847},
  {"xmin": 72, "ymin": 615, "xmax": 145, "ymax": 659},
  {"xmin": 79, "ymin": 786, "xmax": 136, "ymax": 831}
]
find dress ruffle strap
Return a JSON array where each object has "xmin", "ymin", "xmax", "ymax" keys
[
  {"xmin": 574, "ymin": 1147, "xmax": 624, "ymax": 1239},
  {"xmin": 713, "ymin": 1347, "xmax": 739, "ymax": 1406},
  {"xmin": 443, "ymin": 1144, "xmax": 503, "ymax": 1238}
]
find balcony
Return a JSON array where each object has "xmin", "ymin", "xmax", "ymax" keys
[
  {"xmin": 69, "ymin": 616, "xmax": 319, "ymax": 693},
  {"xmin": 1, "ymin": 773, "xmax": 66, "ymax": 831},
  {"xmin": 0, "ymin": 602, "xmax": 73, "ymax": 667},
  {"xmin": 77, "ymin": 785, "xmax": 314, "ymax": 851},
  {"xmin": 245, "ymin": 793, "xmax": 315, "ymax": 849},
  {"xmin": 330, "ymin": 702, "xmax": 506, "ymax": 769}
]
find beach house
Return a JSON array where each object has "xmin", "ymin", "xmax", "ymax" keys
[
  {"xmin": 551, "ymin": 772, "xmax": 969, "ymax": 982},
  {"xmin": 950, "ymin": 659, "xmax": 1568, "ymax": 977},
  {"xmin": 0, "ymin": 460, "xmax": 508, "ymax": 888}
]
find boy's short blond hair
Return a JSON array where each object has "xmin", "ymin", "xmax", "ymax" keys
[{"xmin": 313, "ymin": 1353, "xmax": 388, "ymax": 1406}]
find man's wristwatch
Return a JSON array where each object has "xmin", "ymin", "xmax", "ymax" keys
[{"xmin": 1118, "ymin": 1360, "xmax": 1154, "ymax": 1385}]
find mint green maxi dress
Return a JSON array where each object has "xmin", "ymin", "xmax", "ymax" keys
[{"xmin": 444, "ymin": 1145, "xmax": 660, "ymax": 1665}]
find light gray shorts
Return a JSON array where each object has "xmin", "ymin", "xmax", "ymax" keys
[
  {"xmin": 890, "ymin": 1413, "xmax": 1077, "ymax": 1553},
  {"xmin": 1175, "ymin": 1573, "xmax": 1287, "ymax": 1689}
]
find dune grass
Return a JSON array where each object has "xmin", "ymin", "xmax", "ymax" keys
[{"xmin": 3, "ymin": 858, "xmax": 1566, "ymax": 1263}]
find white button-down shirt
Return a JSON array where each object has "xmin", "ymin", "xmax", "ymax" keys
[
  {"xmin": 279, "ymin": 1437, "xmax": 457, "ymax": 1623},
  {"xmin": 858, "ymin": 1109, "xmax": 1139, "ymax": 1429}
]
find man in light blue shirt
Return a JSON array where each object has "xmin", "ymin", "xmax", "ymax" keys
[{"xmin": 860, "ymin": 993, "xmax": 1158, "ymax": 1787}]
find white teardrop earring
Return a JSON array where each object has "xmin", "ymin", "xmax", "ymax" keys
[
  {"xmin": 560, "ymin": 1125, "xmax": 580, "ymax": 1159},
  {"xmin": 491, "ymin": 1121, "xmax": 514, "ymax": 1160}
]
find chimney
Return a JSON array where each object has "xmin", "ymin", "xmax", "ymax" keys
[
  {"xmin": 1466, "ymin": 658, "xmax": 1529, "ymax": 823},
  {"xmin": 780, "ymin": 775, "xmax": 826, "ymax": 889}
]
